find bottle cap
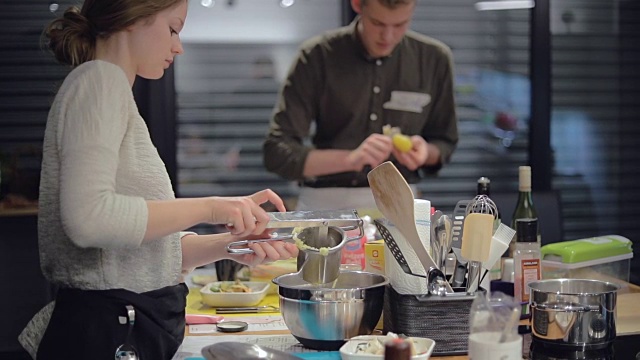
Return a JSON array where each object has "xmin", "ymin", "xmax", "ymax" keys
[
  {"xmin": 477, "ymin": 176, "xmax": 491, "ymax": 195},
  {"xmin": 518, "ymin": 166, "xmax": 532, "ymax": 192},
  {"xmin": 516, "ymin": 218, "xmax": 538, "ymax": 242}
]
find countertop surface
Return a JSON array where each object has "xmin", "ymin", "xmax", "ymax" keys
[{"xmin": 182, "ymin": 271, "xmax": 640, "ymax": 360}]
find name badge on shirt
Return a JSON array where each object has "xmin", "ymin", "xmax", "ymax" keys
[{"xmin": 383, "ymin": 91, "xmax": 431, "ymax": 113}]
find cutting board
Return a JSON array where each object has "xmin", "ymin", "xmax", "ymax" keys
[{"xmin": 618, "ymin": 293, "xmax": 640, "ymax": 336}]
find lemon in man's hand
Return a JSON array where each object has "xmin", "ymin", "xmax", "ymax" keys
[{"xmin": 392, "ymin": 133, "xmax": 412, "ymax": 152}]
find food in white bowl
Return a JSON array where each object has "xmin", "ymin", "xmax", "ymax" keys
[
  {"xmin": 200, "ymin": 281, "xmax": 269, "ymax": 307},
  {"xmin": 339, "ymin": 334, "xmax": 436, "ymax": 360}
]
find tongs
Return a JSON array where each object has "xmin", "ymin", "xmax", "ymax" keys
[{"xmin": 226, "ymin": 209, "xmax": 363, "ymax": 254}]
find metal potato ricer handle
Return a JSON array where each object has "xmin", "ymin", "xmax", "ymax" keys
[{"xmin": 226, "ymin": 209, "xmax": 363, "ymax": 255}]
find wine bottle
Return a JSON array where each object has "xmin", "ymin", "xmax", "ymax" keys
[
  {"xmin": 477, "ymin": 177, "xmax": 502, "ymax": 282},
  {"xmin": 510, "ymin": 166, "xmax": 540, "ymax": 256},
  {"xmin": 477, "ymin": 176, "xmax": 501, "ymax": 231}
]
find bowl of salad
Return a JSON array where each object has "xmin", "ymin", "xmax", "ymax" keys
[{"xmin": 200, "ymin": 280, "xmax": 270, "ymax": 307}]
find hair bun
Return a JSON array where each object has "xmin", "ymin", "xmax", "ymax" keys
[{"xmin": 44, "ymin": 5, "xmax": 95, "ymax": 67}]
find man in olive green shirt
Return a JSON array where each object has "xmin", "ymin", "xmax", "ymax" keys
[{"xmin": 263, "ymin": 0, "xmax": 458, "ymax": 211}]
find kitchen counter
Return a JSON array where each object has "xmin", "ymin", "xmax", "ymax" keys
[
  {"xmin": 183, "ymin": 279, "xmax": 640, "ymax": 359},
  {"xmin": 184, "ymin": 287, "xmax": 473, "ymax": 359}
]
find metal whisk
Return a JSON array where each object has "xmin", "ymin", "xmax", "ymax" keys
[
  {"xmin": 464, "ymin": 194, "xmax": 499, "ymax": 294},
  {"xmin": 466, "ymin": 195, "xmax": 499, "ymax": 218}
]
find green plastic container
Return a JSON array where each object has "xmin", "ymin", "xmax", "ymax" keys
[{"xmin": 541, "ymin": 235, "xmax": 633, "ymax": 283}]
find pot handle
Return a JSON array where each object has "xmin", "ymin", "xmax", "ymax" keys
[{"xmin": 531, "ymin": 302, "xmax": 601, "ymax": 312}]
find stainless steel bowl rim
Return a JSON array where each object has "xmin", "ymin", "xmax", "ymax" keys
[{"xmin": 272, "ymin": 270, "xmax": 389, "ymax": 290}]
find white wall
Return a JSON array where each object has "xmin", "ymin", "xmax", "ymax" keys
[{"xmin": 181, "ymin": 0, "xmax": 342, "ymax": 43}]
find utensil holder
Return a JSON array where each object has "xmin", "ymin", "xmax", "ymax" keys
[{"xmin": 383, "ymin": 285, "xmax": 483, "ymax": 356}]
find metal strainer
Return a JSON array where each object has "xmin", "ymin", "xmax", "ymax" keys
[
  {"xmin": 225, "ymin": 210, "xmax": 363, "ymax": 284},
  {"xmin": 227, "ymin": 226, "xmax": 356, "ymax": 284}
]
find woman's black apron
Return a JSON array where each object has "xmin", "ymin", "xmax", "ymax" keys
[{"xmin": 37, "ymin": 283, "xmax": 188, "ymax": 360}]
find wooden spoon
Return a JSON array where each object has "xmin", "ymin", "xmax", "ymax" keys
[{"xmin": 368, "ymin": 161, "xmax": 453, "ymax": 293}]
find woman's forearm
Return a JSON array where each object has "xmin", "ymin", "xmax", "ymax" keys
[
  {"xmin": 144, "ymin": 198, "xmax": 210, "ymax": 242},
  {"xmin": 180, "ymin": 232, "xmax": 233, "ymax": 270}
]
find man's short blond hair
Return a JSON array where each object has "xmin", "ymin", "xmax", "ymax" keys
[{"xmin": 361, "ymin": 0, "xmax": 416, "ymax": 9}]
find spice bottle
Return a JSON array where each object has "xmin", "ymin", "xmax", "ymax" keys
[{"xmin": 513, "ymin": 218, "xmax": 541, "ymax": 304}]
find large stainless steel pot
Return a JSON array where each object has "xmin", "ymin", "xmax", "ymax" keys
[
  {"xmin": 528, "ymin": 279, "xmax": 620, "ymax": 350},
  {"xmin": 272, "ymin": 270, "xmax": 388, "ymax": 351}
]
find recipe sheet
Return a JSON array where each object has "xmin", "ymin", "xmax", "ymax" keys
[{"xmin": 172, "ymin": 334, "xmax": 320, "ymax": 359}]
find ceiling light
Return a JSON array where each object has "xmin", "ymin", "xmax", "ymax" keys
[
  {"xmin": 279, "ymin": 0, "xmax": 295, "ymax": 8},
  {"xmin": 475, "ymin": 0, "xmax": 534, "ymax": 11},
  {"xmin": 201, "ymin": 0, "xmax": 215, "ymax": 7}
]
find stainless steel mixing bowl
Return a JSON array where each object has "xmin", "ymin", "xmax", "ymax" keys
[{"xmin": 272, "ymin": 270, "xmax": 389, "ymax": 350}]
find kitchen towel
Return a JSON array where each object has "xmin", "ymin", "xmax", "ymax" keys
[{"xmin": 383, "ymin": 199, "xmax": 432, "ymax": 294}]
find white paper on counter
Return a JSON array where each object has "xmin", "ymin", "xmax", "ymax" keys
[
  {"xmin": 172, "ymin": 334, "xmax": 321, "ymax": 359},
  {"xmin": 188, "ymin": 315, "xmax": 289, "ymax": 334},
  {"xmin": 383, "ymin": 199, "xmax": 432, "ymax": 294}
]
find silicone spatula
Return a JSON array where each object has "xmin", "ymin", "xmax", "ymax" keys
[{"xmin": 461, "ymin": 212, "xmax": 494, "ymax": 293}]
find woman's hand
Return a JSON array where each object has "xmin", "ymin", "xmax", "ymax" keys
[
  {"xmin": 208, "ymin": 189, "xmax": 286, "ymax": 237},
  {"xmin": 180, "ymin": 231, "xmax": 298, "ymax": 271},
  {"xmin": 227, "ymin": 235, "xmax": 299, "ymax": 267}
]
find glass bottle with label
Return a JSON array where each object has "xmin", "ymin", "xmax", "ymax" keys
[
  {"xmin": 513, "ymin": 218, "xmax": 541, "ymax": 305},
  {"xmin": 510, "ymin": 166, "xmax": 539, "ymax": 256}
]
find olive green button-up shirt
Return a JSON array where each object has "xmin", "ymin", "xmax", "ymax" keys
[{"xmin": 263, "ymin": 19, "xmax": 458, "ymax": 186}]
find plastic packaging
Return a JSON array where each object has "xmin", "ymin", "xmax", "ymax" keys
[{"xmin": 468, "ymin": 291, "xmax": 522, "ymax": 360}]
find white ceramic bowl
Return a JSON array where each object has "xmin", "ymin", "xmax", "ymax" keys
[
  {"xmin": 199, "ymin": 281, "xmax": 269, "ymax": 307},
  {"xmin": 339, "ymin": 335, "xmax": 436, "ymax": 360}
]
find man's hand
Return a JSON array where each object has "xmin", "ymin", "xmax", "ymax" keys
[
  {"xmin": 393, "ymin": 135, "xmax": 429, "ymax": 171},
  {"xmin": 346, "ymin": 134, "xmax": 394, "ymax": 171}
]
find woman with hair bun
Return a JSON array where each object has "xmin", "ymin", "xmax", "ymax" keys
[{"xmin": 19, "ymin": 0, "xmax": 299, "ymax": 359}]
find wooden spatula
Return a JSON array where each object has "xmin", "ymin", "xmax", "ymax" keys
[{"xmin": 368, "ymin": 161, "xmax": 453, "ymax": 293}]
